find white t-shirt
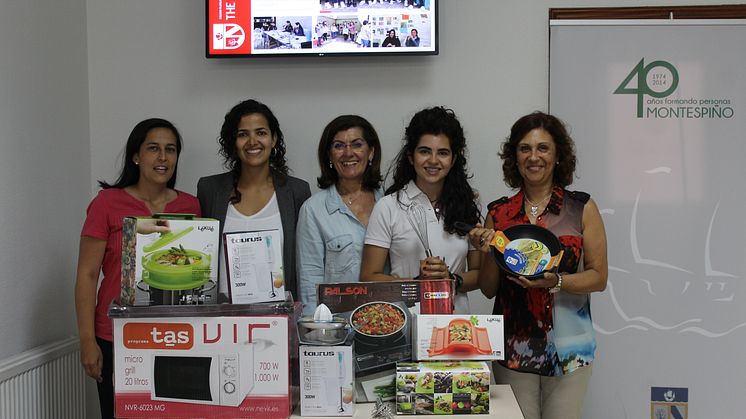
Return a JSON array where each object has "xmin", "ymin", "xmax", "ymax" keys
[
  {"xmin": 364, "ymin": 181, "xmax": 471, "ymax": 313},
  {"xmin": 219, "ymin": 192, "xmax": 284, "ymax": 297}
]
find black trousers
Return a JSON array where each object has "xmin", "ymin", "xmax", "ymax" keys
[{"xmin": 96, "ymin": 337, "xmax": 115, "ymax": 419}]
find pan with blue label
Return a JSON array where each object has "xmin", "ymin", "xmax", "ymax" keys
[
  {"xmin": 452, "ymin": 222, "xmax": 563, "ymax": 279},
  {"xmin": 493, "ymin": 224, "xmax": 563, "ymax": 279}
]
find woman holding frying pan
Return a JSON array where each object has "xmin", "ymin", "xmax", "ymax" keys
[{"xmin": 472, "ymin": 111, "xmax": 608, "ymax": 419}]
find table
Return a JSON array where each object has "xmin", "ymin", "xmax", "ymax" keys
[
  {"xmin": 291, "ymin": 384, "xmax": 524, "ymax": 418},
  {"xmin": 264, "ymin": 30, "xmax": 307, "ymax": 49}
]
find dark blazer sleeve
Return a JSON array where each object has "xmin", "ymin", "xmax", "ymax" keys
[
  {"xmin": 197, "ymin": 172, "xmax": 234, "ymax": 238},
  {"xmin": 274, "ymin": 175, "xmax": 311, "ymax": 301},
  {"xmin": 199, "ymin": 172, "xmax": 310, "ymax": 302}
]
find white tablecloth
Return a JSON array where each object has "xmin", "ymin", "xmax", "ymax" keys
[{"xmin": 291, "ymin": 384, "xmax": 524, "ymax": 418}]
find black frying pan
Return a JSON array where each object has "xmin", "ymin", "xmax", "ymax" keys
[{"xmin": 454, "ymin": 222, "xmax": 562, "ymax": 279}]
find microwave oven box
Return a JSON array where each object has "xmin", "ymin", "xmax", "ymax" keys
[
  {"xmin": 112, "ymin": 303, "xmax": 300, "ymax": 418},
  {"xmin": 223, "ymin": 230, "xmax": 285, "ymax": 305},
  {"xmin": 395, "ymin": 361, "xmax": 490, "ymax": 415},
  {"xmin": 120, "ymin": 215, "xmax": 219, "ymax": 306},
  {"xmin": 317, "ymin": 280, "xmax": 455, "ymax": 315},
  {"xmin": 299, "ymin": 344, "xmax": 354, "ymax": 416},
  {"xmin": 413, "ymin": 314, "xmax": 505, "ymax": 361}
]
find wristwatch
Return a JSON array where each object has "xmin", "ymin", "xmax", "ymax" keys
[
  {"xmin": 549, "ymin": 272, "xmax": 563, "ymax": 294},
  {"xmin": 450, "ymin": 271, "xmax": 464, "ymax": 290}
]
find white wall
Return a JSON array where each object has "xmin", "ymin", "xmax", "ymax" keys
[
  {"xmin": 86, "ymin": 0, "xmax": 743, "ymax": 318},
  {"xmin": 0, "ymin": 1, "xmax": 89, "ymax": 358},
  {"xmin": 1, "ymin": 0, "xmax": 741, "ymax": 418}
]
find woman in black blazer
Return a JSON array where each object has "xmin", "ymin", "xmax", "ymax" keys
[{"xmin": 198, "ymin": 99, "xmax": 311, "ymax": 301}]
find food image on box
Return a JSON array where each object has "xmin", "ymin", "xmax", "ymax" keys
[
  {"xmin": 121, "ymin": 215, "xmax": 219, "ymax": 306},
  {"xmin": 345, "ymin": 301, "xmax": 413, "ymax": 374},
  {"xmin": 224, "ymin": 230, "xmax": 285, "ymax": 304},
  {"xmin": 113, "ymin": 315, "xmax": 293, "ymax": 418},
  {"xmin": 396, "ymin": 361, "xmax": 490, "ymax": 415},
  {"xmin": 300, "ymin": 345, "xmax": 355, "ymax": 416},
  {"xmin": 357, "ymin": 371, "xmax": 396, "ymax": 403},
  {"xmin": 413, "ymin": 315, "xmax": 504, "ymax": 361}
]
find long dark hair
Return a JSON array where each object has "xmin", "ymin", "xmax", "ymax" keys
[
  {"xmin": 316, "ymin": 115, "xmax": 382, "ymax": 190},
  {"xmin": 499, "ymin": 111, "xmax": 577, "ymax": 189},
  {"xmin": 217, "ymin": 99, "xmax": 289, "ymax": 204},
  {"xmin": 98, "ymin": 118, "xmax": 182, "ymax": 189},
  {"xmin": 386, "ymin": 106, "xmax": 480, "ymax": 235}
]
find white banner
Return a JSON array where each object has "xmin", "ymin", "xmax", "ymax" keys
[{"xmin": 550, "ymin": 19, "xmax": 746, "ymax": 419}]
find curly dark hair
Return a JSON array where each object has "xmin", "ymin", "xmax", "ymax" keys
[
  {"xmin": 499, "ymin": 111, "xmax": 577, "ymax": 189},
  {"xmin": 386, "ymin": 106, "xmax": 481, "ymax": 235},
  {"xmin": 217, "ymin": 99, "xmax": 289, "ymax": 204},
  {"xmin": 99, "ymin": 118, "xmax": 182, "ymax": 190},
  {"xmin": 316, "ymin": 115, "xmax": 382, "ymax": 190}
]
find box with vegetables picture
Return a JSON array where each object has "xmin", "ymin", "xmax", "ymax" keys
[
  {"xmin": 395, "ymin": 361, "xmax": 490, "ymax": 415},
  {"xmin": 120, "ymin": 214, "xmax": 219, "ymax": 306}
]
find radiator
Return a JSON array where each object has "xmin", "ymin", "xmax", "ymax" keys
[{"xmin": 0, "ymin": 337, "xmax": 86, "ymax": 419}]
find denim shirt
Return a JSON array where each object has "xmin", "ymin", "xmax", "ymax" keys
[{"xmin": 296, "ymin": 187, "xmax": 383, "ymax": 315}]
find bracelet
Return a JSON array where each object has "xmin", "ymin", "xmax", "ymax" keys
[
  {"xmin": 549, "ymin": 272, "xmax": 562, "ymax": 294},
  {"xmin": 449, "ymin": 271, "xmax": 464, "ymax": 290}
]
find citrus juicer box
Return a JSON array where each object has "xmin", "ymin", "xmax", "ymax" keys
[
  {"xmin": 121, "ymin": 214, "xmax": 219, "ymax": 306},
  {"xmin": 412, "ymin": 315, "xmax": 505, "ymax": 361},
  {"xmin": 395, "ymin": 361, "xmax": 490, "ymax": 415},
  {"xmin": 299, "ymin": 344, "xmax": 355, "ymax": 416},
  {"xmin": 110, "ymin": 301, "xmax": 301, "ymax": 419}
]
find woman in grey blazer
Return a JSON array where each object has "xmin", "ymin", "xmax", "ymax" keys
[{"xmin": 198, "ymin": 99, "xmax": 311, "ymax": 302}]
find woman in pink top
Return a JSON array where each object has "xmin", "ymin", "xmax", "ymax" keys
[{"xmin": 74, "ymin": 118, "xmax": 200, "ymax": 419}]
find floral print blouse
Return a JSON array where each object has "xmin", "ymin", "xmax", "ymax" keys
[{"xmin": 488, "ymin": 187, "xmax": 595, "ymax": 376}]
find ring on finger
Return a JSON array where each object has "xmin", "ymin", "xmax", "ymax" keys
[{"xmin": 479, "ymin": 237, "xmax": 485, "ymax": 246}]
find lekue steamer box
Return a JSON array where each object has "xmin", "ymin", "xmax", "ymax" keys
[
  {"xmin": 120, "ymin": 214, "xmax": 219, "ymax": 306},
  {"xmin": 395, "ymin": 361, "xmax": 490, "ymax": 415},
  {"xmin": 412, "ymin": 314, "xmax": 505, "ymax": 361},
  {"xmin": 110, "ymin": 301, "xmax": 300, "ymax": 418}
]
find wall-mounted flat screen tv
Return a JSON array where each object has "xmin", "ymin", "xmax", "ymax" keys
[{"xmin": 206, "ymin": 0, "xmax": 437, "ymax": 57}]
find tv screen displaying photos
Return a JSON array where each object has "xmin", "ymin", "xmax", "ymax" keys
[{"xmin": 206, "ymin": 0, "xmax": 438, "ymax": 57}]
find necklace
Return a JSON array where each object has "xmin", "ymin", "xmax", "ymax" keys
[
  {"xmin": 429, "ymin": 198, "xmax": 441, "ymax": 218},
  {"xmin": 525, "ymin": 192, "xmax": 551, "ymax": 217},
  {"xmin": 339, "ymin": 188, "xmax": 364, "ymax": 206}
]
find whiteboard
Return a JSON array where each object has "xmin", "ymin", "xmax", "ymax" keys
[{"xmin": 550, "ymin": 19, "xmax": 746, "ymax": 419}]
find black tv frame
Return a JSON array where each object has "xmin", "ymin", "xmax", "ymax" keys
[{"xmin": 205, "ymin": 0, "xmax": 439, "ymax": 58}]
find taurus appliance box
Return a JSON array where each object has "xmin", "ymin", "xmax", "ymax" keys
[
  {"xmin": 413, "ymin": 315, "xmax": 504, "ymax": 361},
  {"xmin": 317, "ymin": 280, "xmax": 455, "ymax": 315},
  {"xmin": 223, "ymin": 230, "xmax": 285, "ymax": 305},
  {"xmin": 300, "ymin": 345, "xmax": 354, "ymax": 416},
  {"xmin": 111, "ymin": 302, "xmax": 300, "ymax": 418},
  {"xmin": 395, "ymin": 361, "xmax": 490, "ymax": 415},
  {"xmin": 120, "ymin": 214, "xmax": 219, "ymax": 306}
]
